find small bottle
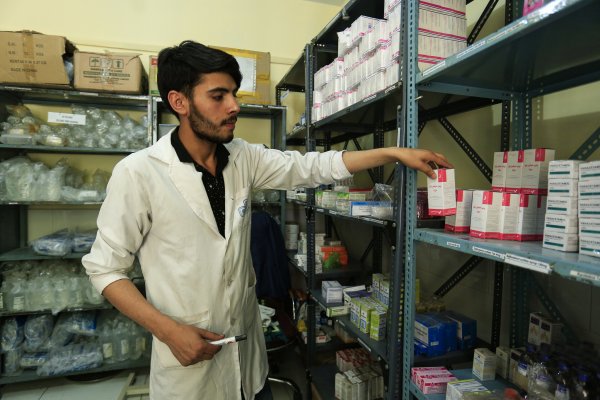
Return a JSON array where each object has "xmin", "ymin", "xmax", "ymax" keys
[
  {"xmin": 528, "ymin": 352, "xmax": 555, "ymax": 399},
  {"xmin": 9, "ymin": 280, "xmax": 26, "ymax": 312},
  {"xmin": 554, "ymin": 362, "xmax": 572, "ymax": 400}
]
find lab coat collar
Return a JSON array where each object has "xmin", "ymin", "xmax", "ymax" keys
[{"xmin": 147, "ymin": 129, "xmax": 243, "ymax": 239}]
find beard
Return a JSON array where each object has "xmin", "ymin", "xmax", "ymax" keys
[{"xmin": 189, "ymin": 104, "xmax": 236, "ymax": 144}]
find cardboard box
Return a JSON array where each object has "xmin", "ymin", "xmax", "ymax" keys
[
  {"xmin": 580, "ymin": 218, "xmax": 600, "ymax": 237},
  {"xmin": 512, "ymin": 194, "xmax": 538, "ymax": 242},
  {"xmin": 539, "ymin": 315, "xmax": 564, "ymax": 345},
  {"xmin": 543, "ymin": 231, "xmax": 578, "ymax": 252},
  {"xmin": 547, "ymin": 196, "xmax": 578, "ymax": 216},
  {"xmin": 446, "ymin": 379, "xmax": 491, "ymax": 400},
  {"xmin": 492, "ymin": 151, "xmax": 509, "ymax": 191},
  {"xmin": 445, "ymin": 189, "xmax": 474, "ymax": 233},
  {"xmin": 509, "ymin": 348, "xmax": 523, "ymax": 384},
  {"xmin": 473, "ymin": 348, "xmax": 496, "ymax": 381},
  {"xmin": 579, "ymin": 198, "xmax": 600, "ymax": 218},
  {"xmin": 427, "ymin": 168, "xmax": 457, "ymax": 216},
  {"xmin": 528, "ymin": 312, "xmax": 542, "ymax": 345},
  {"xmin": 495, "ymin": 346, "xmax": 510, "ymax": 379},
  {"xmin": 579, "ymin": 180, "xmax": 600, "ymax": 199},
  {"xmin": 579, "ymin": 160, "xmax": 600, "ymax": 181},
  {"xmin": 74, "ymin": 51, "xmax": 145, "ymax": 94},
  {"xmin": 549, "ymin": 160, "xmax": 582, "ymax": 180},
  {"xmin": 443, "ymin": 310, "xmax": 477, "ymax": 350},
  {"xmin": 580, "ymin": 235, "xmax": 600, "ymax": 258},
  {"xmin": 149, "ymin": 55, "xmax": 159, "ymax": 96},
  {"xmin": 499, "ymin": 193, "xmax": 520, "ymax": 240},
  {"xmin": 0, "ymin": 31, "xmax": 76, "ymax": 87},
  {"xmin": 544, "ymin": 214, "xmax": 579, "ymax": 234},
  {"xmin": 211, "ymin": 45, "xmax": 271, "ymax": 105},
  {"xmin": 521, "ymin": 148, "xmax": 555, "ymax": 194},
  {"xmin": 548, "ymin": 178, "xmax": 579, "ymax": 197},
  {"xmin": 470, "ymin": 191, "xmax": 501, "ymax": 239}
]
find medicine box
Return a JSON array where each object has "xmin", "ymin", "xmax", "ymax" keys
[
  {"xmin": 528, "ymin": 312, "xmax": 542, "ymax": 346},
  {"xmin": 513, "ymin": 194, "xmax": 538, "ymax": 241},
  {"xmin": 322, "ymin": 281, "xmax": 343, "ymax": 303},
  {"xmin": 521, "ymin": 148, "xmax": 555, "ymax": 195},
  {"xmin": 580, "ymin": 218, "xmax": 600, "ymax": 237},
  {"xmin": 492, "ymin": 151, "xmax": 509, "ymax": 191},
  {"xmin": 580, "ymin": 235, "xmax": 600, "ymax": 258},
  {"xmin": 470, "ymin": 191, "xmax": 501, "ymax": 239},
  {"xmin": 473, "ymin": 347, "xmax": 497, "ymax": 381},
  {"xmin": 505, "ymin": 150, "xmax": 523, "ymax": 193},
  {"xmin": 443, "ymin": 310, "xmax": 477, "ymax": 350},
  {"xmin": 445, "ymin": 189, "xmax": 474, "ymax": 233},
  {"xmin": 538, "ymin": 315, "xmax": 564, "ymax": 345},
  {"xmin": 499, "ymin": 193, "xmax": 520, "ymax": 240},
  {"xmin": 495, "ymin": 346, "xmax": 510, "ymax": 379},
  {"xmin": 548, "ymin": 178, "xmax": 579, "ymax": 197},
  {"xmin": 547, "ymin": 196, "xmax": 578, "ymax": 216},
  {"xmin": 549, "ymin": 160, "xmax": 583, "ymax": 180},
  {"xmin": 509, "ymin": 348, "xmax": 523, "ymax": 384},
  {"xmin": 446, "ymin": 379, "xmax": 491, "ymax": 400},
  {"xmin": 544, "ymin": 214, "xmax": 579, "ymax": 234},
  {"xmin": 414, "ymin": 314, "xmax": 457, "ymax": 356},
  {"xmin": 543, "ymin": 231, "xmax": 578, "ymax": 252},
  {"xmin": 579, "ymin": 181, "xmax": 600, "ymax": 199},
  {"xmin": 369, "ymin": 306, "xmax": 387, "ymax": 341},
  {"xmin": 412, "ymin": 367, "xmax": 449, "ymax": 382},
  {"xmin": 579, "ymin": 160, "xmax": 600, "ymax": 181},
  {"xmin": 419, "ymin": 375, "xmax": 458, "ymax": 394},
  {"xmin": 428, "ymin": 169, "xmax": 457, "ymax": 216},
  {"xmin": 579, "ymin": 198, "xmax": 600, "ymax": 218}
]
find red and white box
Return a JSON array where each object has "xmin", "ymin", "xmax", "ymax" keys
[
  {"xmin": 427, "ymin": 169, "xmax": 457, "ymax": 216},
  {"xmin": 419, "ymin": 375, "xmax": 458, "ymax": 394},
  {"xmin": 505, "ymin": 151, "xmax": 523, "ymax": 194},
  {"xmin": 492, "ymin": 151, "xmax": 509, "ymax": 192},
  {"xmin": 521, "ymin": 148, "xmax": 555, "ymax": 195},
  {"xmin": 470, "ymin": 191, "xmax": 501, "ymax": 239},
  {"xmin": 516, "ymin": 194, "xmax": 539, "ymax": 241},
  {"xmin": 445, "ymin": 189, "xmax": 474, "ymax": 233},
  {"xmin": 416, "ymin": 371, "xmax": 456, "ymax": 388},
  {"xmin": 499, "ymin": 193, "xmax": 520, "ymax": 240},
  {"xmin": 412, "ymin": 367, "xmax": 448, "ymax": 382}
]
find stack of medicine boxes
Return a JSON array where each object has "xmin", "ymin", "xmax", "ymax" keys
[
  {"xmin": 578, "ymin": 161, "xmax": 600, "ymax": 258},
  {"xmin": 543, "ymin": 160, "xmax": 581, "ymax": 252}
]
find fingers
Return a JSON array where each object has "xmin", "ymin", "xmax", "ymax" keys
[{"xmin": 198, "ymin": 328, "xmax": 224, "ymax": 342}]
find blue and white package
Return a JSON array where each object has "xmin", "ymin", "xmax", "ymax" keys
[
  {"xmin": 443, "ymin": 310, "xmax": 477, "ymax": 350},
  {"xmin": 426, "ymin": 313, "xmax": 458, "ymax": 353},
  {"xmin": 414, "ymin": 314, "xmax": 446, "ymax": 357}
]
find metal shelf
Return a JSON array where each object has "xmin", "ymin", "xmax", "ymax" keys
[
  {"xmin": 410, "ymin": 369, "xmax": 511, "ymax": 400},
  {"xmin": 415, "ymin": 228, "xmax": 600, "ymax": 287},
  {"xmin": 0, "ymin": 144, "xmax": 140, "ymax": 155},
  {"xmin": 312, "ymin": 291, "xmax": 387, "ymax": 362},
  {"xmin": 0, "ymin": 358, "xmax": 149, "ymax": 385},
  {"xmin": 0, "ymin": 85, "xmax": 149, "ymax": 107},
  {"xmin": 276, "ymin": 52, "xmax": 306, "ymax": 91},
  {"xmin": 315, "ymin": 207, "xmax": 392, "ymax": 228},
  {"xmin": 0, "ymin": 247, "xmax": 87, "ymax": 261},
  {"xmin": 0, "ymin": 303, "xmax": 112, "ymax": 318},
  {"xmin": 313, "ymin": 82, "xmax": 402, "ymax": 129},
  {"xmin": 417, "ymin": 0, "xmax": 600, "ymax": 98},
  {"xmin": 288, "ymin": 124, "xmax": 307, "ymax": 139}
]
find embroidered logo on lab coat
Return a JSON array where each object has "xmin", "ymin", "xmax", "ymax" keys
[{"xmin": 238, "ymin": 198, "xmax": 248, "ymax": 217}]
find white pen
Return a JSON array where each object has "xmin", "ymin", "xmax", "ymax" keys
[{"xmin": 209, "ymin": 334, "xmax": 247, "ymax": 346}]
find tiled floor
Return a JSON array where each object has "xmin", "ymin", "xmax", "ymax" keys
[{"xmin": 1, "ymin": 344, "xmax": 308, "ymax": 400}]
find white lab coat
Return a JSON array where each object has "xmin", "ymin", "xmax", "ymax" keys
[{"xmin": 82, "ymin": 131, "xmax": 351, "ymax": 400}]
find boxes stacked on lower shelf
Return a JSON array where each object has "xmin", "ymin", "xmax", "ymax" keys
[
  {"xmin": 414, "ymin": 311, "xmax": 476, "ymax": 357},
  {"xmin": 335, "ymin": 348, "xmax": 384, "ymax": 400},
  {"xmin": 578, "ymin": 160, "xmax": 600, "ymax": 257},
  {"xmin": 412, "ymin": 367, "xmax": 457, "ymax": 394}
]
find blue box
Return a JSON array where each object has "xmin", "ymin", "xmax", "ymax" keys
[
  {"xmin": 414, "ymin": 314, "xmax": 448, "ymax": 357},
  {"xmin": 426, "ymin": 313, "xmax": 458, "ymax": 353},
  {"xmin": 443, "ymin": 311, "xmax": 477, "ymax": 350}
]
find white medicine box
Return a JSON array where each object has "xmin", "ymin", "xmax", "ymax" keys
[
  {"xmin": 445, "ymin": 189, "xmax": 474, "ymax": 233},
  {"xmin": 505, "ymin": 151, "xmax": 523, "ymax": 193},
  {"xmin": 470, "ymin": 191, "xmax": 501, "ymax": 239},
  {"xmin": 427, "ymin": 169, "xmax": 457, "ymax": 216},
  {"xmin": 521, "ymin": 148, "xmax": 555, "ymax": 195},
  {"xmin": 492, "ymin": 151, "xmax": 508, "ymax": 191}
]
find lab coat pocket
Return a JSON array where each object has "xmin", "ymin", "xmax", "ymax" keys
[
  {"xmin": 232, "ymin": 187, "xmax": 251, "ymax": 229},
  {"xmin": 153, "ymin": 310, "xmax": 211, "ymax": 369}
]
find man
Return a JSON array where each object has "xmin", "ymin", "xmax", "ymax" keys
[{"xmin": 82, "ymin": 41, "xmax": 451, "ymax": 399}]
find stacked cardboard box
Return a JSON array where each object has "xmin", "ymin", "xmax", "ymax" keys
[
  {"xmin": 543, "ymin": 160, "xmax": 581, "ymax": 252},
  {"xmin": 578, "ymin": 161, "xmax": 600, "ymax": 257}
]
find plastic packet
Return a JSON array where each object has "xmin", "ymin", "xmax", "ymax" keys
[
  {"xmin": 64, "ymin": 311, "xmax": 97, "ymax": 336},
  {"xmin": 72, "ymin": 230, "xmax": 97, "ymax": 253},
  {"xmin": 1, "ymin": 316, "xmax": 26, "ymax": 352},
  {"xmin": 36, "ymin": 342, "xmax": 103, "ymax": 376},
  {"xmin": 31, "ymin": 230, "xmax": 72, "ymax": 256},
  {"xmin": 20, "ymin": 352, "xmax": 48, "ymax": 369},
  {"xmin": 24, "ymin": 314, "xmax": 54, "ymax": 352}
]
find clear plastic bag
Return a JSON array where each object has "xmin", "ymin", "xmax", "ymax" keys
[
  {"xmin": 31, "ymin": 230, "xmax": 73, "ymax": 256},
  {"xmin": 37, "ymin": 342, "xmax": 103, "ymax": 376},
  {"xmin": 24, "ymin": 314, "xmax": 54, "ymax": 352},
  {"xmin": 1, "ymin": 316, "xmax": 25, "ymax": 352},
  {"xmin": 72, "ymin": 230, "xmax": 96, "ymax": 253}
]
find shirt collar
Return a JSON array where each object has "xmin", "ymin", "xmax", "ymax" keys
[{"xmin": 170, "ymin": 127, "xmax": 230, "ymax": 174}]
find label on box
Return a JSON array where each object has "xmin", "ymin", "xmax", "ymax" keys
[{"xmin": 47, "ymin": 112, "xmax": 86, "ymax": 125}]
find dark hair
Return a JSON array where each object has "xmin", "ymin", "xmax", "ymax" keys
[{"xmin": 157, "ymin": 41, "xmax": 242, "ymax": 117}]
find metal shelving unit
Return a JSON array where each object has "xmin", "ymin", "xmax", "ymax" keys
[
  {"xmin": 0, "ymin": 85, "xmax": 152, "ymax": 383},
  {"xmin": 402, "ymin": 0, "xmax": 600, "ymax": 399}
]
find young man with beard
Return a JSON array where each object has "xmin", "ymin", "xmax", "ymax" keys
[{"xmin": 82, "ymin": 41, "xmax": 452, "ymax": 399}]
